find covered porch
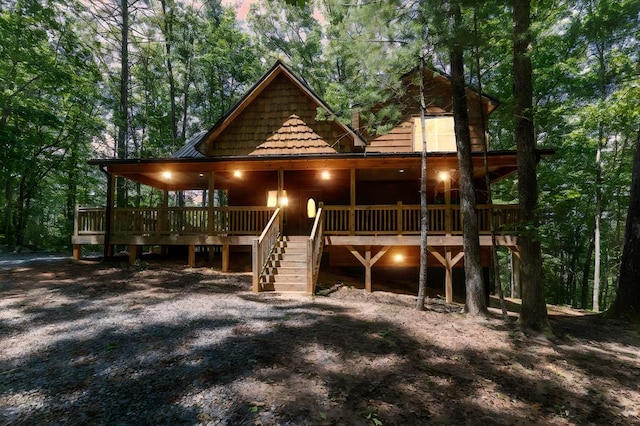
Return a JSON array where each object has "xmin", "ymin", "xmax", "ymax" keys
[{"xmin": 73, "ymin": 152, "xmax": 524, "ymax": 300}]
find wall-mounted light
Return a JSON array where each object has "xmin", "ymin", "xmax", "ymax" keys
[
  {"xmin": 438, "ymin": 171, "xmax": 449, "ymax": 181},
  {"xmin": 280, "ymin": 192, "xmax": 289, "ymax": 207},
  {"xmin": 162, "ymin": 171, "xmax": 172, "ymax": 180},
  {"xmin": 321, "ymin": 170, "xmax": 331, "ymax": 180},
  {"xmin": 394, "ymin": 254, "xmax": 404, "ymax": 263},
  {"xmin": 233, "ymin": 170, "xmax": 242, "ymax": 178},
  {"xmin": 267, "ymin": 190, "xmax": 288, "ymax": 207}
]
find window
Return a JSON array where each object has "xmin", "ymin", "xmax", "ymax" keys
[{"xmin": 412, "ymin": 116, "xmax": 456, "ymax": 152}]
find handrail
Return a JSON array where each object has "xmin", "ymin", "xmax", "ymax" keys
[
  {"xmin": 252, "ymin": 208, "xmax": 281, "ymax": 292},
  {"xmin": 307, "ymin": 207, "xmax": 324, "ymax": 294}
]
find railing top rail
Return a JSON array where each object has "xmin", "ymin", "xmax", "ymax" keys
[
  {"xmin": 258, "ymin": 208, "xmax": 281, "ymax": 244},
  {"xmin": 309, "ymin": 207, "xmax": 324, "ymax": 241}
]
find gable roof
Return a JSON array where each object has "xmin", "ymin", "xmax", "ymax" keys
[
  {"xmin": 249, "ymin": 114, "xmax": 337, "ymax": 155},
  {"xmin": 194, "ymin": 61, "xmax": 366, "ymax": 157}
]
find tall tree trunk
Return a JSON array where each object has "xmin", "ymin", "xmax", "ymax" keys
[
  {"xmin": 450, "ymin": 2, "xmax": 487, "ymax": 316},
  {"xmin": 581, "ymin": 234, "xmax": 594, "ymax": 309},
  {"xmin": 416, "ymin": 55, "xmax": 429, "ymax": 311},
  {"xmin": 160, "ymin": 0, "xmax": 178, "ymax": 150},
  {"xmin": 610, "ymin": 130, "xmax": 640, "ymax": 320},
  {"xmin": 116, "ymin": 0, "xmax": 129, "ymax": 208},
  {"xmin": 473, "ymin": 7, "xmax": 507, "ymax": 317},
  {"xmin": 513, "ymin": 0, "xmax": 549, "ymax": 331}
]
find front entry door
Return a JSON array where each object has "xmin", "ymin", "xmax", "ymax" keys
[{"xmin": 284, "ymin": 189, "xmax": 322, "ymax": 236}]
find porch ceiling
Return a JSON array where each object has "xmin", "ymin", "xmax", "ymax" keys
[{"xmin": 90, "ymin": 150, "xmax": 551, "ymax": 191}]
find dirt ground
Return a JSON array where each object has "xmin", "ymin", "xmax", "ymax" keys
[{"xmin": 1, "ymin": 256, "xmax": 639, "ymax": 425}]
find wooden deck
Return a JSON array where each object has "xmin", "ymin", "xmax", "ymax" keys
[{"xmin": 72, "ymin": 203, "xmax": 519, "ymax": 300}]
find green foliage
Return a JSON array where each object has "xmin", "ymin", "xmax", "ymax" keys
[{"xmin": 0, "ymin": 0, "xmax": 103, "ymax": 250}]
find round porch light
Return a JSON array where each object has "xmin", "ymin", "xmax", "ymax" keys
[
  {"xmin": 438, "ymin": 171, "xmax": 449, "ymax": 181},
  {"xmin": 162, "ymin": 171, "xmax": 172, "ymax": 180},
  {"xmin": 394, "ymin": 254, "xmax": 404, "ymax": 263},
  {"xmin": 321, "ymin": 170, "xmax": 331, "ymax": 180},
  {"xmin": 233, "ymin": 170, "xmax": 242, "ymax": 178}
]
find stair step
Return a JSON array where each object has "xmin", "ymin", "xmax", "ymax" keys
[{"xmin": 261, "ymin": 282, "xmax": 306, "ymax": 292}]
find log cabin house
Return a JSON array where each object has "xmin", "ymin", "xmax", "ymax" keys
[{"xmin": 72, "ymin": 61, "xmax": 549, "ymax": 301}]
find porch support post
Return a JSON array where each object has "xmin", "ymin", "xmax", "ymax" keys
[
  {"xmin": 161, "ymin": 190, "xmax": 169, "ymax": 256},
  {"xmin": 187, "ymin": 244, "xmax": 196, "ymax": 267},
  {"xmin": 252, "ymin": 239, "xmax": 260, "ymax": 292},
  {"xmin": 350, "ymin": 168, "xmax": 356, "ymax": 235},
  {"xmin": 103, "ymin": 172, "xmax": 115, "ymax": 259},
  {"xmin": 278, "ymin": 168, "xmax": 284, "ymax": 231},
  {"xmin": 346, "ymin": 245, "xmax": 390, "ymax": 293},
  {"xmin": 208, "ymin": 172, "xmax": 215, "ymax": 236},
  {"xmin": 222, "ymin": 243, "xmax": 230, "ymax": 272},
  {"xmin": 129, "ymin": 245, "xmax": 141, "ymax": 264},
  {"xmin": 509, "ymin": 248, "xmax": 521, "ymax": 298},
  {"xmin": 428, "ymin": 246, "xmax": 464, "ymax": 303},
  {"xmin": 444, "ymin": 174, "xmax": 452, "ymax": 235},
  {"xmin": 73, "ymin": 204, "xmax": 81, "ymax": 260}
]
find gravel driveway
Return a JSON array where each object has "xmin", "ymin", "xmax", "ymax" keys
[{"xmin": 2, "ymin": 258, "xmax": 639, "ymax": 425}]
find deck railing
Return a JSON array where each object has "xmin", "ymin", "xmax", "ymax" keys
[
  {"xmin": 307, "ymin": 207, "xmax": 325, "ymax": 294},
  {"xmin": 252, "ymin": 208, "xmax": 281, "ymax": 292},
  {"xmin": 76, "ymin": 206, "xmax": 276, "ymax": 237},
  {"xmin": 322, "ymin": 203, "xmax": 520, "ymax": 235},
  {"xmin": 74, "ymin": 203, "xmax": 519, "ymax": 238}
]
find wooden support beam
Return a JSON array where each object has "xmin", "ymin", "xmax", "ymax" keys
[
  {"xmin": 222, "ymin": 243, "xmax": 230, "ymax": 272},
  {"xmin": 252, "ymin": 239, "xmax": 259, "ymax": 292},
  {"xmin": 346, "ymin": 245, "xmax": 390, "ymax": 293},
  {"xmin": 188, "ymin": 245, "xmax": 196, "ymax": 267},
  {"xmin": 428, "ymin": 246, "xmax": 464, "ymax": 303},
  {"xmin": 350, "ymin": 168, "xmax": 356, "ymax": 236},
  {"xmin": 73, "ymin": 245, "xmax": 81, "ymax": 260},
  {"xmin": 128, "ymin": 245, "xmax": 139, "ymax": 264},
  {"xmin": 208, "ymin": 172, "xmax": 215, "ymax": 236}
]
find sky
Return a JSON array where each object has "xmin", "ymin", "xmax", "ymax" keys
[{"xmin": 222, "ymin": 0, "xmax": 255, "ymax": 21}]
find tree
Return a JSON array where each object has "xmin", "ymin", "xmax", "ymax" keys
[
  {"xmin": 513, "ymin": 0, "xmax": 550, "ymax": 331},
  {"xmin": 449, "ymin": 1, "xmax": 487, "ymax": 315},
  {"xmin": 610, "ymin": 130, "xmax": 640, "ymax": 320}
]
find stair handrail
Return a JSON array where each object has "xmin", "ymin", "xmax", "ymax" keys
[
  {"xmin": 307, "ymin": 207, "xmax": 325, "ymax": 294},
  {"xmin": 252, "ymin": 208, "xmax": 281, "ymax": 292}
]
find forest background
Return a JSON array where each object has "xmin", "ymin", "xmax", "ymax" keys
[{"xmin": 1, "ymin": 0, "xmax": 638, "ymax": 313}]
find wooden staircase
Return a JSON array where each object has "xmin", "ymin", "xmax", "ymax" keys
[{"xmin": 260, "ymin": 236, "xmax": 309, "ymax": 292}]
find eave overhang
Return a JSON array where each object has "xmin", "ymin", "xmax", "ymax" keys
[{"xmin": 89, "ymin": 149, "xmax": 553, "ymax": 191}]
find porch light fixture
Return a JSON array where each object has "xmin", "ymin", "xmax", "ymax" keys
[
  {"xmin": 280, "ymin": 193, "xmax": 289, "ymax": 207},
  {"xmin": 321, "ymin": 170, "xmax": 331, "ymax": 180},
  {"xmin": 162, "ymin": 171, "xmax": 172, "ymax": 180},
  {"xmin": 233, "ymin": 170, "xmax": 242, "ymax": 178},
  {"xmin": 438, "ymin": 171, "xmax": 449, "ymax": 181},
  {"xmin": 394, "ymin": 254, "xmax": 404, "ymax": 263},
  {"xmin": 268, "ymin": 190, "xmax": 288, "ymax": 207}
]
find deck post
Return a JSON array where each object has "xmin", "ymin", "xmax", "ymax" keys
[
  {"xmin": 428, "ymin": 246, "xmax": 464, "ymax": 303},
  {"xmin": 397, "ymin": 201, "xmax": 403, "ymax": 235},
  {"xmin": 364, "ymin": 246, "xmax": 372, "ymax": 292},
  {"xmin": 443, "ymin": 175, "xmax": 452, "ymax": 235},
  {"xmin": 509, "ymin": 249, "xmax": 521, "ymax": 298},
  {"xmin": 128, "ymin": 245, "xmax": 140, "ymax": 264},
  {"xmin": 188, "ymin": 245, "xmax": 196, "ymax": 267},
  {"xmin": 208, "ymin": 172, "xmax": 216, "ymax": 236},
  {"xmin": 278, "ymin": 168, "xmax": 284, "ymax": 230},
  {"xmin": 73, "ymin": 245, "xmax": 81, "ymax": 260},
  {"xmin": 350, "ymin": 168, "xmax": 356, "ymax": 235},
  {"xmin": 222, "ymin": 243, "xmax": 229, "ymax": 272},
  {"xmin": 252, "ymin": 239, "xmax": 260, "ymax": 292}
]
